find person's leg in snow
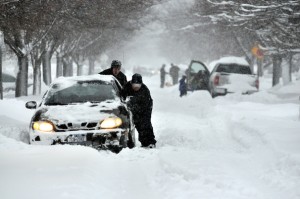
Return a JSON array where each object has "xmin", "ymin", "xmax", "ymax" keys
[{"xmin": 134, "ymin": 113, "xmax": 156, "ymax": 148}]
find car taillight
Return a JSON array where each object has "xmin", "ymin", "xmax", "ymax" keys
[
  {"xmin": 214, "ymin": 75, "xmax": 219, "ymax": 86},
  {"xmin": 255, "ymin": 79, "xmax": 259, "ymax": 90}
]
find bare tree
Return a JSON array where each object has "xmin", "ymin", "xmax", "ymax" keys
[
  {"xmin": 192, "ymin": 0, "xmax": 300, "ymax": 86},
  {"xmin": 0, "ymin": 0, "xmax": 162, "ymax": 96}
]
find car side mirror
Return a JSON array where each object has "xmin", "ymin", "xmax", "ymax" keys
[{"xmin": 25, "ymin": 101, "xmax": 37, "ymax": 109}]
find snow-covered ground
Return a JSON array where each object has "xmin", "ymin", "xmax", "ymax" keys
[{"xmin": 0, "ymin": 73, "xmax": 300, "ymax": 199}]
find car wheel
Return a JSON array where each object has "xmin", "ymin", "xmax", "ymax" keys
[
  {"xmin": 210, "ymin": 90, "xmax": 216, "ymax": 98},
  {"xmin": 108, "ymin": 145, "xmax": 122, "ymax": 153}
]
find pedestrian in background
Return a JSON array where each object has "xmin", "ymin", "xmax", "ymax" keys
[
  {"xmin": 169, "ymin": 63, "xmax": 180, "ymax": 85},
  {"xmin": 160, "ymin": 64, "xmax": 167, "ymax": 88},
  {"xmin": 179, "ymin": 75, "xmax": 187, "ymax": 97}
]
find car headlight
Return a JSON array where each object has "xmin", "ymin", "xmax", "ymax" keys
[
  {"xmin": 33, "ymin": 121, "xmax": 54, "ymax": 132},
  {"xmin": 100, "ymin": 117, "xmax": 122, "ymax": 129}
]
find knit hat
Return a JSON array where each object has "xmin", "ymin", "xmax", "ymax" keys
[
  {"xmin": 131, "ymin": 73, "xmax": 143, "ymax": 84},
  {"xmin": 111, "ymin": 60, "xmax": 121, "ymax": 68}
]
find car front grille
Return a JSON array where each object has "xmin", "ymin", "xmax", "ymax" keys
[{"xmin": 55, "ymin": 122, "xmax": 98, "ymax": 132}]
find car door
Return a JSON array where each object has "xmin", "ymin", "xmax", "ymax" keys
[{"xmin": 186, "ymin": 60, "xmax": 210, "ymax": 91}]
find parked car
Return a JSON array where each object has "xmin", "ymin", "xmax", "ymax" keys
[
  {"xmin": 186, "ymin": 60, "xmax": 210, "ymax": 91},
  {"xmin": 208, "ymin": 57, "xmax": 259, "ymax": 97},
  {"xmin": 25, "ymin": 74, "xmax": 135, "ymax": 153},
  {"xmin": 1, "ymin": 73, "xmax": 16, "ymax": 92},
  {"xmin": 133, "ymin": 66, "xmax": 158, "ymax": 76}
]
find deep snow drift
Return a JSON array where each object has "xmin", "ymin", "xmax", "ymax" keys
[{"xmin": 0, "ymin": 74, "xmax": 300, "ymax": 199}]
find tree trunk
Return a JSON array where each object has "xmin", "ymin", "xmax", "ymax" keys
[
  {"xmin": 33, "ymin": 59, "xmax": 42, "ymax": 95},
  {"xmin": 257, "ymin": 59, "xmax": 263, "ymax": 77},
  {"xmin": 63, "ymin": 57, "xmax": 73, "ymax": 77},
  {"xmin": 288, "ymin": 54, "xmax": 293, "ymax": 82},
  {"xmin": 42, "ymin": 51, "xmax": 52, "ymax": 85},
  {"xmin": 74, "ymin": 55, "xmax": 84, "ymax": 76},
  {"xmin": 281, "ymin": 53, "xmax": 293, "ymax": 85},
  {"xmin": 0, "ymin": 47, "xmax": 3, "ymax": 100},
  {"xmin": 56, "ymin": 53, "xmax": 63, "ymax": 77},
  {"xmin": 68, "ymin": 61, "xmax": 73, "ymax": 77},
  {"xmin": 63, "ymin": 58, "xmax": 68, "ymax": 77},
  {"xmin": 88, "ymin": 57, "xmax": 95, "ymax": 75},
  {"xmin": 272, "ymin": 55, "xmax": 282, "ymax": 87},
  {"xmin": 77, "ymin": 63, "xmax": 83, "ymax": 76},
  {"xmin": 15, "ymin": 55, "xmax": 28, "ymax": 97}
]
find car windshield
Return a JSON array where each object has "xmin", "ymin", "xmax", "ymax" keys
[
  {"xmin": 216, "ymin": 64, "xmax": 252, "ymax": 74},
  {"xmin": 44, "ymin": 80, "xmax": 117, "ymax": 105}
]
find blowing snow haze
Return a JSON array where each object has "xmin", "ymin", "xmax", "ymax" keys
[
  {"xmin": 120, "ymin": 0, "xmax": 196, "ymax": 67},
  {"xmin": 1, "ymin": 1, "xmax": 300, "ymax": 199},
  {"xmin": 108, "ymin": 0, "xmax": 244, "ymax": 68}
]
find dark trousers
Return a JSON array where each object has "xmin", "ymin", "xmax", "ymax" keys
[
  {"xmin": 180, "ymin": 89, "xmax": 187, "ymax": 97},
  {"xmin": 134, "ymin": 110, "xmax": 156, "ymax": 147},
  {"xmin": 172, "ymin": 75, "xmax": 179, "ymax": 85},
  {"xmin": 160, "ymin": 77, "xmax": 165, "ymax": 88}
]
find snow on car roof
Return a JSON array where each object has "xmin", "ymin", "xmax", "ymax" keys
[
  {"xmin": 53, "ymin": 74, "xmax": 115, "ymax": 84},
  {"xmin": 208, "ymin": 56, "xmax": 249, "ymax": 71},
  {"xmin": 49, "ymin": 74, "xmax": 117, "ymax": 91}
]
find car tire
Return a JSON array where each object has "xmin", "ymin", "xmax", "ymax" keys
[
  {"xmin": 210, "ymin": 90, "xmax": 217, "ymax": 98},
  {"xmin": 108, "ymin": 145, "xmax": 122, "ymax": 153}
]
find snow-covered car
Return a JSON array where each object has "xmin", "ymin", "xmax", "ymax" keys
[
  {"xmin": 25, "ymin": 74, "xmax": 135, "ymax": 153},
  {"xmin": 1, "ymin": 73, "xmax": 16, "ymax": 92},
  {"xmin": 186, "ymin": 60, "xmax": 210, "ymax": 91},
  {"xmin": 208, "ymin": 57, "xmax": 259, "ymax": 97}
]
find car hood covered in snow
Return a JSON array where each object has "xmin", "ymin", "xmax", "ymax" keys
[{"xmin": 35, "ymin": 100, "xmax": 123, "ymax": 124}]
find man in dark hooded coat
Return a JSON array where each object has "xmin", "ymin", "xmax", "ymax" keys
[
  {"xmin": 122, "ymin": 73, "xmax": 157, "ymax": 148},
  {"xmin": 99, "ymin": 60, "xmax": 127, "ymax": 87}
]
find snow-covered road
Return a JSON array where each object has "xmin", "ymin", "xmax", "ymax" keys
[{"xmin": 0, "ymin": 75, "xmax": 300, "ymax": 199}]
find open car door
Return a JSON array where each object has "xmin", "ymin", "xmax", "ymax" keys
[{"xmin": 186, "ymin": 60, "xmax": 210, "ymax": 91}]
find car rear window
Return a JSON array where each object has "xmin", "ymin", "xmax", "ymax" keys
[
  {"xmin": 44, "ymin": 80, "xmax": 117, "ymax": 105},
  {"xmin": 216, "ymin": 64, "xmax": 252, "ymax": 74}
]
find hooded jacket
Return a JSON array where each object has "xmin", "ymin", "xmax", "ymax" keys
[{"xmin": 99, "ymin": 68, "xmax": 127, "ymax": 87}]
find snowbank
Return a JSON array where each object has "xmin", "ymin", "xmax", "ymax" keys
[{"xmin": 0, "ymin": 74, "xmax": 300, "ymax": 199}]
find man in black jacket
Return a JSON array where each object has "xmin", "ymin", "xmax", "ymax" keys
[
  {"xmin": 99, "ymin": 60, "xmax": 127, "ymax": 87},
  {"xmin": 122, "ymin": 73, "xmax": 157, "ymax": 148}
]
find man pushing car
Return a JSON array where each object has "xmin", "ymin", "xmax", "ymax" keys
[{"xmin": 122, "ymin": 73, "xmax": 157, "ymax": 148}]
